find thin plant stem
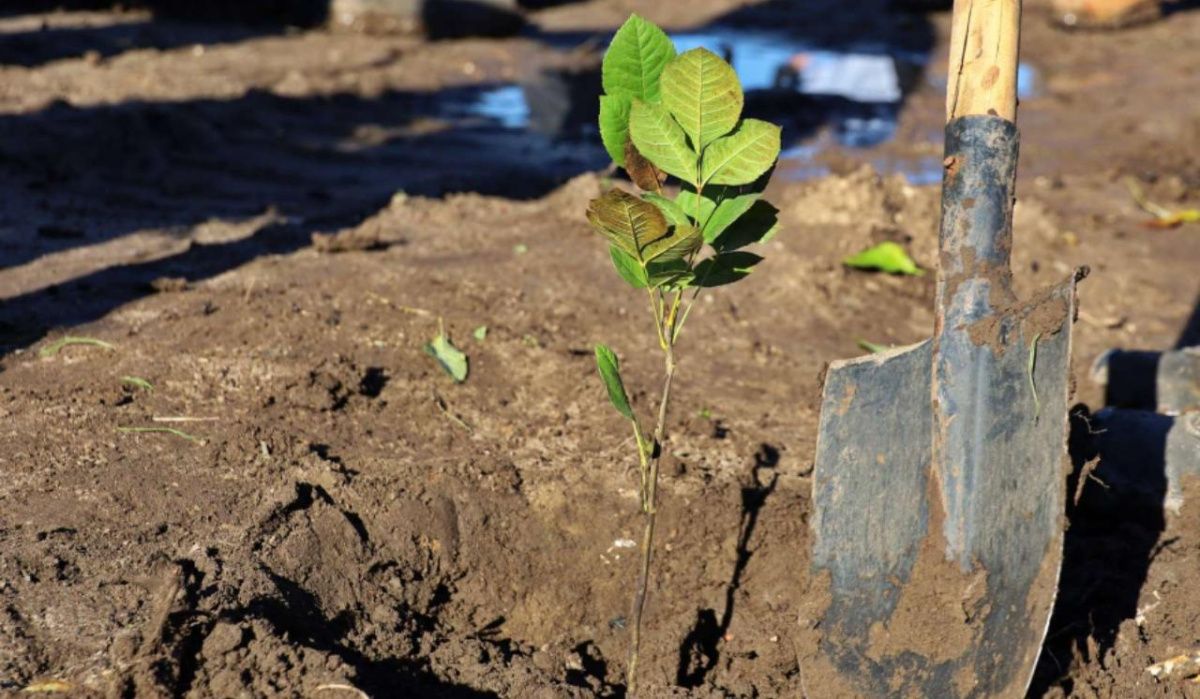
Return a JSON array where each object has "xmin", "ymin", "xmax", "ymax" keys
[
  {"xmin": 646, "ymin": 289, "xmax": 667, "ymax": 350},
  {"xmin": 632, "ymin": 420, "xmax": 650, "ymax": 511},
  {"xmin": 627, "ymin": 293, "xmax": 680, "ymax": 695}
]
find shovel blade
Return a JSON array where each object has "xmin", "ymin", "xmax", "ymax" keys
[{"xmin": 808, "ymin": 277, "xmax": 1076, "ymax": 698}]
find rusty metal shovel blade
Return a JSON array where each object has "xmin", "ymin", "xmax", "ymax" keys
[{"xmin": 807, "ymin": 116, "xmax": 1080, "ymax": 697}]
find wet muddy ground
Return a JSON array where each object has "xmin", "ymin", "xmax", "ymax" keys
[{"xmin": 1, "ymin": 1, "xmax": 1200, "ymax": 696}]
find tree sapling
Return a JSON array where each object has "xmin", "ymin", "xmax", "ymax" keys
[{"xmin": 588, "ymin": 14, "xmax": 781, "ymax": 693}]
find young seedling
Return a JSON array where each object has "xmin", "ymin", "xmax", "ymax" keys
[{"xmin": 590, "ymin": 15, "xmax": 781, "ymax": 693}]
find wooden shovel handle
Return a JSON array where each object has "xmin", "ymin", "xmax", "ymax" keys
[{"xmin": 946, "ymin": 0, "xmax": 1022, "ymax": 123}]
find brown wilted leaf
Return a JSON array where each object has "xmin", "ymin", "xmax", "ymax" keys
[{"xmin": 624, "ymin": 140, "xmax": 665, "ymax": 193}]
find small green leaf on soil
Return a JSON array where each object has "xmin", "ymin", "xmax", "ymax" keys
[
  {"xmin": 473, "ymin": 326, "xmax": 488, "ymax": 342},
  {"xmin": 595, "ymin": 344, "xmax": 635, "ymax": 421},
  {"xmin": 843, "ymin": 242, "xmax": 924, "ymax": 276},
  {"xmin": 424, "ymin": 331, "xmax": 469, "ymax": 383},
  {"xmin": 513, "ymin": 244, "xmax": 528, "ymax": 255},
  {"xmin": 121, "ymin": 376, "xmax": 154, "ymax": 391},
  {"xmin": 38, "ymin": 336, "xmax": 116, "ymax": 358},
  {"xmin": 857, "ymin": 339, "xmax": 887, "ymax": 354}
]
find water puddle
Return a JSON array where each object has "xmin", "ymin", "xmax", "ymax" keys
[{"xmin": 439, "ymin": 25, "xmax": 1041, "ymax": 186}]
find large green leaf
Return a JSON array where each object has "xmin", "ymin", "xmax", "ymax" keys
[
  {"xmin": 586, "ymin": 189, "xmax": 669, "ymax": 259},
  {"xmin": 642, "ymin": 193, "xmax": 690, "ymax": 228},
  {"xmin": 595, "ymin": 344, "xmax": 635, "ymax": 421},
  {"xmin": 700, "ymin": 119, "xmax": 781, "ymax": 186},
  {"xmin": 629, "ymin": 100, "xmax": 696, "ymax": 185},
  {"xmin": 660, "ymin": 47, "xmax": 743, "ymax": 150},
  {"xmin": 713, "ymin": 200, "xmax": 779, "ymax": 251},
  {"xmin": 601, "ymin": 14, "xmax": 676, "ymax": 103},
  {"xmin": 693, "ymin": 251, "xmax": 764, "ymax": 287},
  {"xmin": 609, "ymin": 246, "xmax": 649, "ymax": 288},
  {"xmin": 701, "ymin": 193, "xmax": 758, "ymax": 244},
  {"xmin": 642, "ymin": 224, "xmax": 703, "ymax": 263},
  {"xmin": 598, "ymin": 95, "xmax": 631, "ymax": 166}
]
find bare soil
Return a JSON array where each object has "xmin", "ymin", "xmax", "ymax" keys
[{"xmin": 1, "ymin": 1, "xmax": 1199, "ymax": 697}]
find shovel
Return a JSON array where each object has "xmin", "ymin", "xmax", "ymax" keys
[{"xmin": 806, "ymin": 1, "xmax": 1082, "ymax": 695}]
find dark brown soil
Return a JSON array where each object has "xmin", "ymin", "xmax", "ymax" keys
[{"xmin": 2, "ymin": 1, "xmax": 1200, "ymax": 697}]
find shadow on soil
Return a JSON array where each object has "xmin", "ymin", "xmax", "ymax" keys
[
  {"xmin": 0, "ymin": 0, "xmax": 329, "ymax": 26},
  {"xmin": 0, "ymin": 84, "xmax": 605, "ymax": 352},
  {"xmin": 0, "ymin": 15, "xmax": 299, "ymax": 69},
  {"xmin": 676, "ymin": 443, "xmax": 779, "ymax": 689},
  {"xmin": 1029, "ymin": 408, "xmax": 1169, "ymax": 694},
  {"xmin": 226, "ymin": 571, "xmax": 494, "ymax": 698},
  {"xmin": 0, "ymin": 0, "xmax": 935, "ymax": 356},
  {"xmin": 1175, "ymin": 290, "xmax": 1200, "ymax": 348}
]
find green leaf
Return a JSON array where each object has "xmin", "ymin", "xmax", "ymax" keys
[
  {"xmin": 700, "ymin": 119, "xmax": 781, "ymax": 186},
  {"xmin": 609, "ymin": 245, "xmax": 649, "ymax": 288},
  {"xmin": 701, "ymin": 193, "xmax": 758, "ymax": 244},
  {"xmin": 473, "ymin": 325, "xmax": 488, "ymax": 341},
  {"xmin": 586, "ymin": 189, "xmax": 669, "ymax": 258},
  {"xmin": 693, "ymin": 251, "xmax": 763, "ymax": 287},
  {"xmin": 629, "ymin": 99, "xmax": 696, "ymax": 185},
  {"xmin": 676, "ymin": 188, "xmax": 717, "ymax": 229},
  {"xmin": 595, "ymin": 344, "xmax": 635, "ymax": 421},
  {"xmin": 646, "ymin": 258, "xmax": 694, "ymax": 288},
  {"xmin": 642, "ymin": 193, "xmax": 690, "ymax": 228},
  {"xmin": 857, "ymin": 339, "xmax": 888, "ymax": 354},
  {"xmin": 642, "ymin": 224, "xmax": 703, "ymax": 263},
  {"xmin": 842, "ymin": 241, "xmax": 925, "ymax": 276},
  {"xmin": 713, "ymin": 200, "xmax": 780, "ymax": 251},
  {"xmin": 660, "ymin": 47, "xmax": 743, "ymax": 150},
  {"xmin": 424, "ymin": 331, "xmax": 469, "ymax": 382},
  {"xmin": 601, "ymin": 14, "xmax": 676, "ymax": 103},
  {"xmin": 599, "ymin": 95, "xmax": 632, "ymax": 166}
]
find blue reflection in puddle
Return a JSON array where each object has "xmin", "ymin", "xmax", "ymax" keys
[
  {"xmin": 454, "ymin": 27, "xmax": 1039, "ymax": 185},
  {"xmin": 471, "ymin": 85, "xmax": 529, "ymax": 129}
]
